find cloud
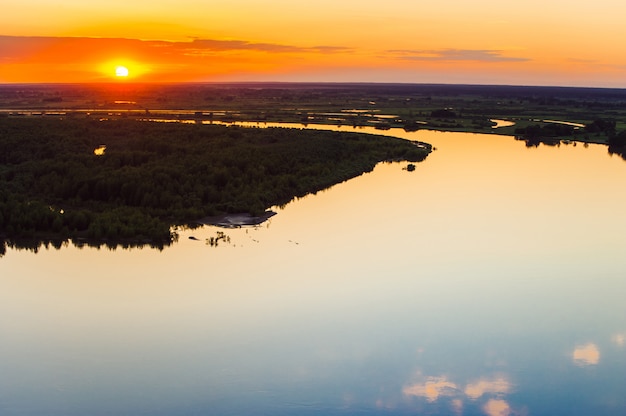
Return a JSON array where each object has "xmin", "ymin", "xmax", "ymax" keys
[
  {"xmin": 572, "ymin": 343, "xmax": 600, "ymax": 366},
  {"xmin": 567, "ymin": 58, "xmax": 598, "ymax": 64},
  {"xmin": 187, "ymin": 39, "xmax": 350, "ymax": 54},
  {"xmin": 0, "ymin": 35, "xmax": 350, "ymax": 62},
  {"xmin": 389, "ymin": 48, "xmax": 529, "ymax": 62},
  {"xmin": 612, "ymin": 333, "xmax": 625, "ymax": 347}
]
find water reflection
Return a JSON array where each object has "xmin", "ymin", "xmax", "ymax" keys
[
  {"xmin": 572, "ymin": 343, "xmax": 600, "ymax": 367},
  {"xmin": 93, "ymin": 144, "xmax": 106, "ymax": 155},
  {"xmin": 2, "ymin": 128, "xmax": 626, "ymax": 415},
  {"xmin": 490, "ymin": 119, "xmax": 515, "ymax": 129},
  {"xmin": 403, "ymin": 375, "xmax": 459, "ymax": 402},
  {"xmin": 464, "ymin": 376, "xmax": 511, "ymax": 400},
  {"xmin": 403, "ymin": 373, "xmax": 514, "ymax": 416},
  {"xmin": 0, "ymin": 236, "xmax": 172, "ymax": 257},
  {"xmin": 483, "ymin": 399, "xmax": 512, "ymax": 416}
]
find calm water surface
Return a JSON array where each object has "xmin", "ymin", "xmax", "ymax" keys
[{"xmin": 1, "ymin": 127, "xmax": 626, "ymax": 415}]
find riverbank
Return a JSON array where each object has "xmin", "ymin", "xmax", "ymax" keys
[{"xmin": 197, "ymin": 211, "xmax": 277, "ymax": 228}]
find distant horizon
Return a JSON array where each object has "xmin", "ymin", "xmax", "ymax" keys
[{"xmin": 2, "ymin": 80, "xmax": 626, "ymax": 91}]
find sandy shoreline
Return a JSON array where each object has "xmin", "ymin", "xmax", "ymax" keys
[{"xmin": 197, "ymin": 211, "xmax": 276, "ymax": 228}]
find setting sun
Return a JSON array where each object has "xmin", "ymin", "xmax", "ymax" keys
[
  {"xmin": 98, "ymin": 60, "xmax": 150, "ymax": 81},
  {"xmin": 1, "ymin": 0, "xmax": 626, "ymax": 85},
  {"xmin": 115, "ymin": 66, "xmax": 129, "ymax": 77}
]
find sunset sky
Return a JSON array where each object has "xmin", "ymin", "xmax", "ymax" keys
[{"xmin": 2, "ymin": 0, "xmax": 625, "ymax": 86}]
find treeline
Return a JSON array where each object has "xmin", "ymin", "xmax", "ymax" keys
[
  {"xmin": 514, "ymin": 123, "xmax": 576, "ymax": 139},
  {"xmin": 608, "ymin": 130, "xmax": 626, "ymax": 159},
  {"xmin": 514, "ymin": 118, "xmax": 620, "ymax": 146},
  {"xmin": 0, "ymin": 117, "xmax": 430, "ymax": 250}
]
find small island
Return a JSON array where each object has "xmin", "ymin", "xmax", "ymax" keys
[{"xmin": 0, "ymin": 116, "xmax": 430, "ymax": 252}]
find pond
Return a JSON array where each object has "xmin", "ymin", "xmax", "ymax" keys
[{"xmin": 1, "ymin": 126, "xmax": 625, "ymax": 415}]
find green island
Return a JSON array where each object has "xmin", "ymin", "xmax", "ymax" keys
[
  {"xmin": 3, "ymin": 82, "xmax": 626, "ymax": 254},
  {"xmin": 0, "ymin": 116, "xmax": 430, "ymax": 253}
]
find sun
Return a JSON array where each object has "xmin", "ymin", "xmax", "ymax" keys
[
  {"xmin": 101, "ymin": 60, "xmax": 149, "ymax": 80},
  {"xmin": 115, "ymin": 66, "xmax": 129, "ymax": 77}
]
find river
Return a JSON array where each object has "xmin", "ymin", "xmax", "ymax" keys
[{"xmin": 1, "ymin": 125, "xmax": 625, "ymax": 415}]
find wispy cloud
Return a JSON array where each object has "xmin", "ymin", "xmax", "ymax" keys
[
  {"xmin": 0, "ymin": 35, "xmax": 351, "ymax": 62},
  {"xmin": 567, "ymin": 58, "xmax": 597, "ymax": 64},
  {"xmin": 389, "ymin": 48, "xmax": 529, "ymax": 63},
  {"xmin": 186, "ymin": 39, "xmax": 350, "ymax": 54}
]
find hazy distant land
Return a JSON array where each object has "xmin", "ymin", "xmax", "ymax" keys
[{"xmin": 2, "ymin": 82, "xmax": 625, "ymax": 140}]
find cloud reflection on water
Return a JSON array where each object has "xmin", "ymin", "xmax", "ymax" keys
[
  {"xmin": 572, "ymin": 343, "xmax": 600, "ymax": 366},
  {"xmin": 403, "ymin": 372, "xmax": 514, "ymax": 416},
  {"xmin": 464, "ymin": 376, "xmax": 512, "ymax": 400},
  {"xmin": 402, "ymin": 375, "xmax": 459, "ymax": 402},
  {"xmin": 483, "ymin": 398, "xmax": 512, "ymax": 416},
  {"xmin": 451, "ymin": 398, "xmax": 464, "ymax": 415}
]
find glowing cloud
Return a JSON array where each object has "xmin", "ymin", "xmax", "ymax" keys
[
  {"xmin": 0, "ymin": 35, "xmax": 352, "ymax": 82},
  {"xmin": 572, "ymin": 343, "xmax": 600, "ymax": 366},
  {"xmin": 612, "ymin": 333, "xmax": 625, "ymax": 347},
  {"xmin": 389, "ymin": 49, "xmax": 529, "ymax": 62}
]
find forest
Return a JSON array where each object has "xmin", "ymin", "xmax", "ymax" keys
[{"xmin": 0, "ymin": 116, "xmax": 430, "ymax": 252}]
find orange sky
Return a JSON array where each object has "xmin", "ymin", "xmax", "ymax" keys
[{"xmin": 2, "ymin": 0, "xmax": 625, "ymax": 86}]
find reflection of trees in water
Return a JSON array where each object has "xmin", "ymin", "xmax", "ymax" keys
[
  {"xmin": 206, "ymin": 231, "xmax": 231, "ymax": 247},
  {"xmin": 0, "ymin": 237, "xmax": 172, "ymax": 257},
  {"xmin": 515, "ymin": 136, "xmax": 561, "ymax": 147},
  {"xmin": 608, "ymin": 131, "xmax": 626, "ymax": 161}
]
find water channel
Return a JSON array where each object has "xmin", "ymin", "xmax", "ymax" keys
[{"xmin": 1, "ymin": 124, "xmax": 625, "ymax": 415}]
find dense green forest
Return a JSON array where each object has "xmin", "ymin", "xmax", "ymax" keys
[{"xmin": 0, "ymin": 117, "xmax": 430, "ymax": 252}]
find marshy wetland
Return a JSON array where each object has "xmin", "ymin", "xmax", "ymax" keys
[{"xmin": 3, "ymin": 83, "xmax": 626, "ymax": 139}]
